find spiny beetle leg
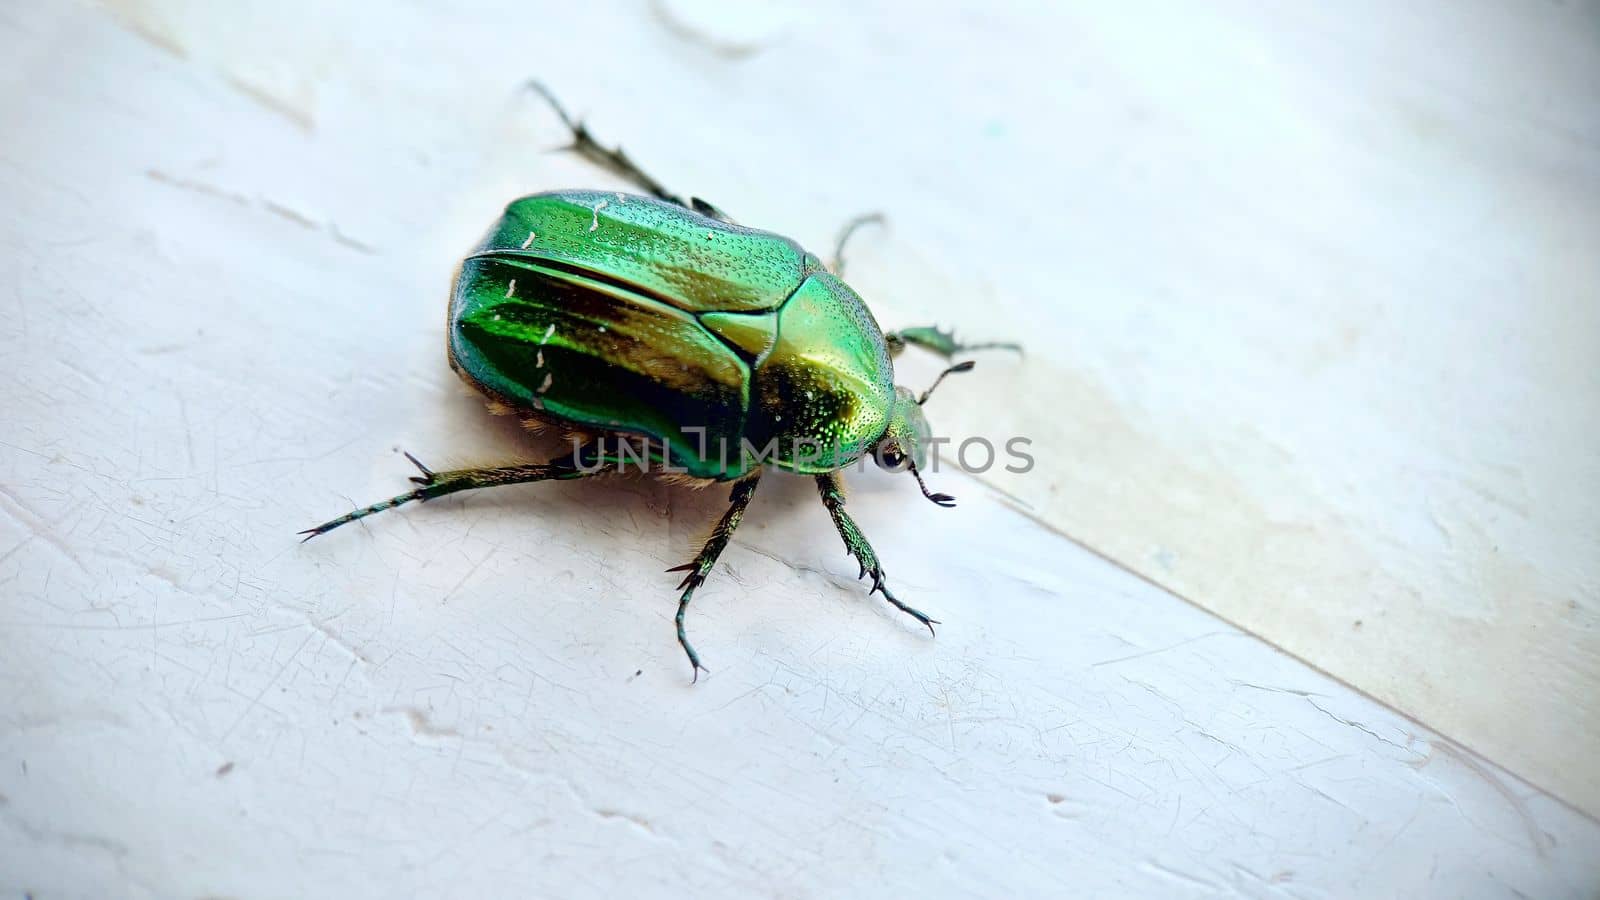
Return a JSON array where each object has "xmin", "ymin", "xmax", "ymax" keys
[
  {"xmin": 884, "ymin": 325, "xmax": 1023, "ymax": 360},
  {"xmin": 299, "ymin": 444, "xmax": 610, "ymax": 541},
  {"xmin": 665, "ymin": 474, "xmax": 762, "ymax": 681},
  {"xmin": 524, "ymin": 80, "xmax": 734, "ymax": 224},
  {"xmin": 814, "ymin": 472, "xmax": 939, "ymax": 636},
  {"xmin": 524, "ymin": 80, "xmax": 681, "ymax": 206},
  {"xmin": 830, "ymin": 211, "xmax": 886, "ymax": 278},
  {"xmin": 403, "ymin": 450, "xmax": 437, "ymax": 485}
]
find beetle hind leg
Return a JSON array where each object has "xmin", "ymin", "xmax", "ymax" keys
[
  {"xmin": 524, "ymin": 81, "xmax": 734, "ymax": 223},
  {"xmin": 298, "ymin": 445, "xmax": 610, "ymax": 541},
  {"xmin": 814, "ymin": 472, "xmax": 939, "ymax": 636},
  {"xmin": 664, "ymin": 473, "xmax": 761, "ymax": 681}
]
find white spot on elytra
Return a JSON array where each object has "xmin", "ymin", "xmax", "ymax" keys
[
  {"xmin": 520, "ymin": 230, "xmax": 537, "ymax": 249},
  {"xmin": 598, "ymin": 325, "xmax": 607, "ymax": 333},
  {"xmin": 615, "ymin": 192, "xmax": 625, "ymax": 202},
  {"xmin": 505, "ymin": 279, "xmax": 516, "ymax": 298},
  {"xmin": 590, "ymin": 199, "xmax": 610, "ymax": 232},
  {"xmin": 705, "ymin": 231, "xmax": 714, "ymax": 240}
]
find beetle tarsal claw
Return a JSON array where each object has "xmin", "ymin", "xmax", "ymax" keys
[{"xmin": 876, "ymin": 581, "xmax": 940, "ymax": 636}]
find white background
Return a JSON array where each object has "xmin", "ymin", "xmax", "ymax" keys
[{"xmin": 1, "ymin": 1, "xmax": 1596, "ymax": 896}]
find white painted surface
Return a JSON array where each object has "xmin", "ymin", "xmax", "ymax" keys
[
  {"xmin": 911, "ymin": 0, "xmax": 1600, "ymax": 818},
  {"xmin": 1, "ymin": 1, "xmax": 1596, "ymax": 897}
]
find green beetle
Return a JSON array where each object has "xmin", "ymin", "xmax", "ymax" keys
[{"xmin": 303, "ymin": 84, "xmax": 1017, "ymax": 679}]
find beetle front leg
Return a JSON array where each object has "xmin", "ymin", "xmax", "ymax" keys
[
  {"xmin": 299, "ymin": 445, "xmax": 610, "ymax": 541},
  {"xmin": 884, "ymin": 325, "xmax": 1022, "ymax": 360},
  {"xmin": 814, "ymin": 472, "xmax": 939, "ymax": 636},
  {"xmin": 664, "ymin": 473, "xmax": 761, "ymax": 681}
]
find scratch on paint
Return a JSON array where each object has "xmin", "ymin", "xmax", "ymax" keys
[{"xmin": 1423, "ymin": 741, "xmax": 1552, "ymax": 857}]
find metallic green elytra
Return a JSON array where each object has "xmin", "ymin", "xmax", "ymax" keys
[
  {"xmin": 303, "ymin": 83, "xmax": 1019, "ymax": 680},
  {"xmin": 450, "ymin": 189, "xmax": 898, "ymax": 478}
]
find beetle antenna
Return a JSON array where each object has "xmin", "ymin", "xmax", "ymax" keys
[
  {"xmin": 918, "ymin": 360, "xmax": 976, "ymax": 405},
  {"xmin": 908, "ymin": 460, "xmax": 956, "ymax": 507}
]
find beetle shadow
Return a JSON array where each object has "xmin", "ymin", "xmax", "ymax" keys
[{"xmin": 415, "ymin": 384, "xmax": 973, "ymax": 652}]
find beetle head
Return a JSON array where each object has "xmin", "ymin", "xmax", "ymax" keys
[
  {"xmin": 874, "ymin": 361, "xmax": 974, "ymax": 506},
  {"xmin": 874, "ymin": 386, "xmax": 955, "ymax": 507}
]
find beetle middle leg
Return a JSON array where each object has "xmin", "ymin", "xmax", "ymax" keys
[
  {"xmin": 299, "ymin": 445, "xmax": 611, "ymax": 540},
  {"xmin": 664, "ymin": 472, "xmax": 761, "ymax": 680},
  {"xmin": 814, "ymin": 472, "xmax": 939, "ymax": 636},
  {"xmin": 884, "ymin": 325, "xmax": 1022, "ymax": 360}
]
